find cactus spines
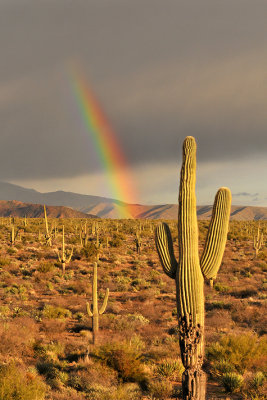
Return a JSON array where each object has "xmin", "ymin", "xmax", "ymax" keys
[
  {"xmin": 86, "ymin": 262, "xmax": 109, "ymax": 344},
  {"xmin": 155, "ymin": 136, "xmax": 231, "ymax": 400},
  {"xmin": 253, "ymin": 225, "xmax": 263, "ymax": 258},
  {"xmin": 44, "ymin": 205, "xmax": 52, "ymax": 247},
  {"xmin": 56, "ymin": 225, "xmax": 73, "ymax": 274}
]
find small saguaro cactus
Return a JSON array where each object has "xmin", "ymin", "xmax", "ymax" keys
[
  {"xmin": 155, "ymin": 136, "xmax": 231, "ymax": 400},
  {"xmin": 86, "ymin": 262, "xmax": 109, "ymax": 344},
  {"xmin": 56, "ymin": 225, "xmax": 73, "ymax": 274},
  {"xmin": 253, "ymin": 225, "xmax": 263, "ymax": 258},
  {"xmin": 43, "ymin": 205, "xmax": 52, "ymax": 247}
]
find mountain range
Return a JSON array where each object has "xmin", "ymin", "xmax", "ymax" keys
[{"xmin": 0, "ymin": 181, "xmax": 267, "ymax": 220}]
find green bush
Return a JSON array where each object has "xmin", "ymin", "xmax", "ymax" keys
[
  {"xmin": 156, "ymin": 359, "xmax": 184, "ymax": 379},
  {"xmin": 207, "ymin": 333, "xmax": 267, "ymax": 374},
  {"xmin": 94, "ymin": 341, "xmax": 147, "ymax": 384},
  {"xmin": 221, "ymin": 372, "xmax": 243, "ymax": 392},
  {"xmin": 109, "ymin": 233, "xmax": 124, "ymax": 248},
  {"xmin": 214, "ymin": 282, "xmax": 230, "ymax": 293},
  {"xmin": 212, "ymin": 359, "xmax": 235, "ymax": 376},
  {"xmin": 107, "ymin": 383, "xmax": 142, "ymax": 400},
  {"xmin": 42, "ymin": 304, "xmax": 72, "ymax": 319},
  {"xmin": 0, "ymin": 257, "xmax": 10, "ymax": 267},
  {"xmin": 148, "ymin": 379, "xmax": 173, "ymax": 399},
  {"xmin": 38, "ymin": 262, "xmax": 55, "ymax": 273},
  {"xmin": 80, "ymin": 242, "xmax": 98, "ymax": 260},
  {"xmin": 0, "ymin": 362, "xmax": 46, "ymax": 400}
]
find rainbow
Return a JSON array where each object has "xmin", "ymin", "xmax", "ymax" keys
[{"xmin": 70, "ymin": 68, "xmax": 137, "ymax": 218}]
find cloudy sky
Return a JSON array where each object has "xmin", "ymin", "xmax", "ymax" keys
[{"xmin": 0, "ymin": 0, "xmax": 267, "ymax": 205}]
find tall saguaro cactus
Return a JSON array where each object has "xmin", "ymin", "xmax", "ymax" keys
[
  {"xmin": 155, "ymin": 136, "xmax": 231, "ymax": 400},
  {"xmin": 86, "ymin": 262, "xmax": 109, "ymax": 344}
]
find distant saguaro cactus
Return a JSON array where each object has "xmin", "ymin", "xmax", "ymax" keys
[
  {"xmin": 155, "ymin": 136, "xmax": 231, "ymax": 400},
  {"xmin": 86, "ymin": 262, "xmax": 109, "ymax": 344},
  {"xmin": 135, "ymin": 233, "xmax": 142, "ymax": 254},
  {"xmin": 80, "ymin": 223, "xmax": 88, "ymax": 247},
  {"xmin": 56, "ymin": 225, "xmax": 73, "ymax": 274},
  {"xmin": 254, "ymin": 225, "xmax": 263, "ymax": 258},
  {"xmin": 10, "ymin": 225, "xmax": 16, "ymax": 246},
  {"xmin": 43, "ymin": 205, "xmax": 52, "ymax": 247}
]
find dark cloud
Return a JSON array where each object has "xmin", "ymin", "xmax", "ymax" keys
[{"xmin": 0, "ymin": 0, "xmax": 267, "ymax": 181}]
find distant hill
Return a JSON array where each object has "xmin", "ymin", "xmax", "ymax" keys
[
  {"xmin": 0, "ymin": 181, "xmax": 267, "ymax": 220},
  {"xmin": 137, "ymin": 204, "xmax": 267, "ymax": 221},
  {"xmin": 0, "ymin": 200, "xmax": 96, "ymax": 219}
]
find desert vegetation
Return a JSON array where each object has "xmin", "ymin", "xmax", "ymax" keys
[{"xmin": 0, "ymin": 213, "xmax": 265, "ymax": 399}]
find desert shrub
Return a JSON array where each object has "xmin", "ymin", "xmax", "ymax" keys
[
  {"xmin": 38, "ymin": 262, "xmax": 55, "ymax": 273},
  {"xmin": 0, "ymin": 257, "xmax": 10, "ymax": 266},
  {"xmin": 80, "ymin": 242, "xmax": 98, "ymax": 260},
  {"xmin": 156, "ymin": 358, "xmax": 184, "ymax": 380},
  {"xmin": 206, "ymin": 301, "xmax": 232, "ymax": 311},
  {"xmin": 4, "ymin": 284, "xmax": 28, "ymax": 300},
  {"xmin": 207, "ymin": 333, "xmax": 267, "ymax": 374},
  {"xmin": 106, "ymin": 383, "xmax": 142, "ymax": 400},
  {"xmin": 249, "ymin": 371, "xmax": 265, "ymax": 390},
  {"xmin": 68, "ymin": 362, "xmax": 117, "ymax": 393},
  {"xmin": 127, "ymin": 313, "xmax": 150, "ymax": 325},
  {"xmin": 0, "ymin": 317, "xmax": 38, "ymax": 359},
  {"xmin": 148, "ymin": 379, "xmax": 173, "ymax": 399},
  {"xmin": 34, "ymin": 340, "xmax": 65, "ymax": 361},
  {"xmin": 94, "ymin": 341, "xmax": 147, "ymax": 384},
  {"xmin": 231, "ymin": 303, "xmax": 263, "ymax": 332},
  {"xmin": 37, "ymin": 359, "xmax": 61, "ymax": 381},
  {"xmin": 67, "ymin": 281, "xmax": 88, "ymax": 295},
  {"xmin": 0, "ymin": 362, "xmax": 46, "ymax": 399},
  {"xmin": 109, "ymin": 233, "xmax": 124, "ymax": 248},
  {"xmin": 74, "ymin": 312, "xmax": 86, "ymax": 322},
  {"xmin": 232, "ymin": 287, "xmax": 258, "ymax": 298},
  {"xmin": 82, "ymin": 384, "xmax": 109, "ymax": 400},
  {"xmin": 221, "ymin": 372, "xmax": 244, "ymax": 392},
  {"xmin": 7, "ymin": 248, "xmax": 17, "ymax": 255},
  {"xmin": 42, "ymin": 304, "xmax": 72, "ymax": 319},
  {"xmin": 256, "ymin": 262, "xmax": 267, "ymax": 272},
  {"xmin": 0, "ymin": 305, "xmax": 10, "ymax": 320},
  {"xmin": 214, "ymin": 282, "xmax": 230, "ymax": 293},
  {"xmin": 211, "ymin": 359, "xmax": 235, "ymax": 376}
]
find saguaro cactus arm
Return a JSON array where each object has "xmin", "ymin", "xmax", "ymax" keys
[
  {"xmin": 99, "ymin": 288, "xmax": 109, "ymax": 314},
  {"xmin": 155, "ymin": 223, "xmax": 177, "ymax": 279},
  {"xmin": 200, "ymin": 187, "xmax": 232, "ymax": 280},
  {"xmin": 65, "ymin": 246, "xmax": 74, "ymax": 263},
  {"xmin": 86, "ymin": 301, "xmax": 93, "ymax": 317}
]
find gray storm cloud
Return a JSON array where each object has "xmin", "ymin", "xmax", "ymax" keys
[{"xmin": 0, "ymin": 0, "xmax": 267, "ymax": 181}]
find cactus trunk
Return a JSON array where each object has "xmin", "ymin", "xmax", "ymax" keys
[{"xmin": 178, "ymin": 138, "xmax": 205, "ymax": 398}]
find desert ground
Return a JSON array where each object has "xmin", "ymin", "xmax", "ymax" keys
[{"xmin": 0, "ymin": 217, "xmax": 266, "ymax": 399}]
